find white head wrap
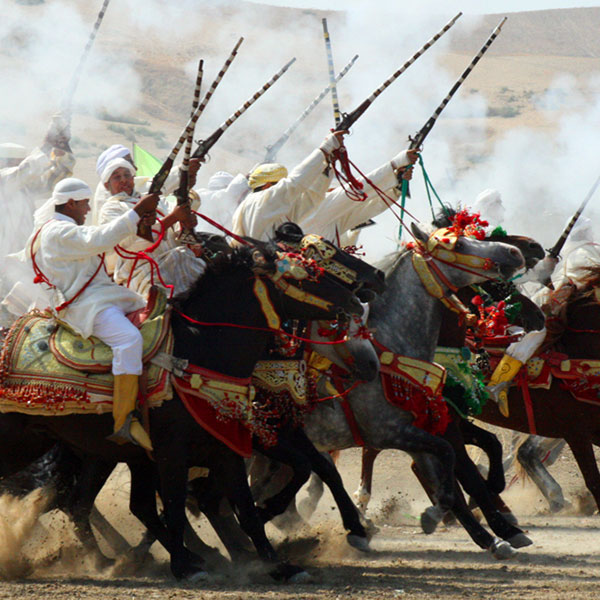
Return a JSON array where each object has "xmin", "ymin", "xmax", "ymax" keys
[
  {"xmin": 33, "ymin": 178, "xmax": 92, "ymax": 227},
  {"xmin": 208, "ymin": 171, "xmax": 234, "ymax": 191},
  {"xmin": 96, "ymin": 144, "xmax": 131, "ymax": 176},
  {"xmin": 0, "ymin": 142, "xmax": 27, "ymax": 160},
  {"xmin": 101, "ymin": 157, "xmax": 136, "ymax": 185},
  {"xmin": 473, "ymin": 188, "xmax": 505, "ymax": 225}
]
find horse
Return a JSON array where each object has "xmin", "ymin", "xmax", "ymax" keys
[
  {"xmin": 0, "ymin": 242, "xmax": 365, "ymax": 582},
  {"xmin": 476, "ymin": 269, "xmax": 600, "ymax": 513},
  {"xmin": 350, "ymin": 235, "xmax": 546, "ymax": 539},
  {"xmin": 281, "ymin": 221, "xmax": 528, "ymax": 557}
]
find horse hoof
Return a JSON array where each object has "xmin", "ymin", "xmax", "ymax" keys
[
  {"xmin": 269, "ymin": 563, "xmax": 309, "ymax": 582},
  {"xmin": 507, "ymin": 533, "xmax": 533, "ymax": 548},
  {"xmin": 289, "ymin": 570, "xmax": 313, "ymax": 583},
  {"xmin": 489, "ymin": 538, "xmax": 516, "ymax": 560},
  {"xmin": 346, "ymin": 534, "xmax": 371, "ymax": 553},
  {"xmin": 500, "ymin": 510, "xmax": 519, "ymax": 527},
  {"xmin": 185, "ymin": 569, "xmax": 209, "ymax": 583},
  {"xmin": 420, "ymin": 506, "xmax": 443, "ymax": 534}
]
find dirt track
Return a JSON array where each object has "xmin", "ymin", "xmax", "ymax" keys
[{"xmin": 0, "ymin": 439, "xmax": 599, "ymax": 599}]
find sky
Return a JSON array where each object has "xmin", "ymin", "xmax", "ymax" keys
[{"xmin": 248, "ymin": 0, "xmax": 600, "ymax": 13}]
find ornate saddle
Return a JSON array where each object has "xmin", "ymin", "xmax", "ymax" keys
[{"xmin": 0, "ymin": 292, "xmax": 173, "ymax": 416}]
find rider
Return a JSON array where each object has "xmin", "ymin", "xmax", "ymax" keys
[
  {"xmin": 91, "ymin": 144, "xmax": 201, "ymax": 225},
  {"xmin": 98, "ymin": 158, "xmax": 206, "ymax": 299},
  {"xmin": 25, "ymin": 178, "xmax": 159, "ymax": 451},
  {"xmin": 231, "ymin": 131, "xmax": 344, "ymax": 240},
  {"xmin": 487, "ymin": 217, "xmax": 600, "ymax": 415}
]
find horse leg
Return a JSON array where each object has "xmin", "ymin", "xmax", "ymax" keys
[
  {"xmin": 448, "ymin": 477, "xmax": 516, "ymax": 560},
  {"xmin": 354, "ymin": 447, "xmax": 381, "ymax": 512},
  {"xmin": 220, "ymin": 452, "xmax": 309, "ymax": 582},
  {"xmin": 287, "ymin": 428, "xmax": 369, "ymax": 550},
  {"xmin": 445, "ymin": 422, "xmax": 532, "ymax": 548},
  {"xmin": 459, "ymin": 419, "xmax": 506, "ymax": 494},
  {"xmin": 297, "ymin": 470, "xmax": 325, "ymax": 519},
  {"xmin": 517, "ymin": 436, "xmax": 567, "ymax": 512},
  {"xmin": 565, "ymin": 436, "xmax": 600, "ymax": 511}
]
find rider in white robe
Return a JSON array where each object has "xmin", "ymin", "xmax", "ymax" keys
[
  {"xmin": 99, "ymin": 158, "xmax": 206, "ymax": 299},
  {"xmin": 24, "ymin": 178, "xmax": 158, "ymax": 451},
  {"xmin": 193, "ymin": 171, "xmax": 250, "ymax": 235},
  {"xmin": 230, "ymin": 132, "xmax": 343, "ymax": 241}
]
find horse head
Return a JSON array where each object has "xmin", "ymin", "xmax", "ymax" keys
[
  {"xmin": 273, "ymin": 222, "xmax": 386, "ymax": 302},
  {"xmin": 249, "ymin": 242, "xmax": 364, "ymax": 323},
  {"xmin": 487, "ymin": 233, "xmax": 545, "ymax": 274},
  {"xmin": 410, "ymin": 221, "xmax": 524, "ymax": 290}
]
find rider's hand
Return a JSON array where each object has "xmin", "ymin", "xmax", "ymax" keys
[
  {"xmin": 133, "ymin": 193, "xmax": 160, "ymax": 217},
  {"xmin": 320, "ymin": 130, "xmax": 347, "ymax": 156}
]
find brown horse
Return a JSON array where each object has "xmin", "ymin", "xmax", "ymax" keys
[{"xmin": 478, "ymin": 274, "xmax": 600, "ymax": 510}]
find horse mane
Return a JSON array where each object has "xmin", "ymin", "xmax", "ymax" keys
[
  {"xmin": 169, "ymin": 242, "xmax": 276, "ymax": 308},
  {"xmin": 374, "ymin": 247, "xmax": 410, "ymax": 277},
  {"xmin": 576, "ymin": 264, "xmax": 600, "ymax": 292}
]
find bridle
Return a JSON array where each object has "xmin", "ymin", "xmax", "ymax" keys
[{"xmin": 410, "ymin": 227, "xmax": 501, "ymax": 318}]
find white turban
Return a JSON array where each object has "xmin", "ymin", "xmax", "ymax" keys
[
  {"xmin": 473, "ymin": 188, "xmax": 504, "ymax": 225},
  {"xmin": 96, "ymin": 144, "xmax": 131, "ymax": 176},
  {"xmin": 208, "ymin": 171, "xmax": 234, "ymax": 191},
  {"xmin": 0, "ymin": 142, "xmax": 26, "ymax": 160},
  {"xmin": 33, "ymin": 178, "xmax": 92, "ymax": 227},
  {"xmin": 101, "ymin": 157, "xmax": 136, "ymax": 184},
  {"xmin": 566, "ymin": 216, "xmax": 593, "ymax": 243}
]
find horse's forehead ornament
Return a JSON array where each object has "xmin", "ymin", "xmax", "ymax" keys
[{"xmin": 300, "ymin": 234, "xmax": 337, "ymax": 260}]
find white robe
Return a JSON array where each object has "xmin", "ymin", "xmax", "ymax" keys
[
  {"xmin": 26, "ymin": 211, "xmax": 145, "ymax": 339},
  {"xmin": 99, "ymin": 194, "xmax": 206, "ymax": 299},
  {"xmin": 231, "ymin": 149, "xmax": 331, "ymax": 241},
  {"xmin": 299, "ymin": 161, "xmax": 399, "ymax": 245},
  {"xmin": 194, "ymin": 173, "xmax": 250, "ymax": 235},
  {"xmin": 0, "ymin": 147, "xmax": 75, "ymax": 262}
]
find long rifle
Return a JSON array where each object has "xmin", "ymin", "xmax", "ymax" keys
[
  {"xmin": 192, "ymin": 58, "xmax": 296, "ymax": 164},
  {"xmin": 62, "ymin": 0, "xmax": 111, "ymax": 120},
  {"xmin": 322, "ymin": 18, "xmax": 342, "ymax": 128},
  {"xmin": 407, "ymin": 17, "xmax": 507, "ymax": 152},
  {"xmin": 547, "ymin": 174, "xmax": 600, "ymax": 259},
  {"xmin": 263, "ymin": 54, "xmax": 358, "ymax": 163},
  {"xmin": 335, "ymin": 12, "xmax": 462, "ymax": 132},
  {"xmin": 149, "ymin": 37, "xmax": 243, "ymax": 195},
  {"xmin": 176, "ymin": 59, "xmax": 204, "ymax": 205}
]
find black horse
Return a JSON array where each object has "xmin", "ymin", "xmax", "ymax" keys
[{"xmin": 0, "ymin": 242, "xmax": 365, "ymax": 581}]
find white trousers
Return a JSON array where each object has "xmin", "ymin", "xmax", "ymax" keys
[{"xmin": 92, "ymin": 306, "xmax": 143, "ymax": 376}]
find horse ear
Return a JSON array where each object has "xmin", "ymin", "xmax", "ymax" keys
[
  {"xmin": 410, "ymin": 221, "xmax": 435, "ymax": 243},
  {"xmin": 251, "ymin": 249, "xmax": 275, "ymax": 274}
]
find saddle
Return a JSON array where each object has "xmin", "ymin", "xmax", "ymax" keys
[
  {"xmin": 0, "ymin": 290, "xmax": 173, "ymax": 416},
  {"xmin": 50, "ymin": 287, "xmax": 170, "ymax": 373}
]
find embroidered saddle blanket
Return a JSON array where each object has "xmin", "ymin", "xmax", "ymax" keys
[{"xmin": 0, "ymin": 309, "xmax": 173, "ymax": 416}]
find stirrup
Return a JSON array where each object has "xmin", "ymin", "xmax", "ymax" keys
[{"xmin": 107, "ymin": 410, "xmax": 151, "ymax": 450}]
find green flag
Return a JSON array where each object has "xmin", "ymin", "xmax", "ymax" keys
[{"xmin": 133, "ymin": 143, "xmax": 162, "ymax": 177}]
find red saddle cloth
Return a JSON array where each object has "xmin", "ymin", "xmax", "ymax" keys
[{"xmin": 171, "ymin": 365, "xmax": 253, "ymax": 458}]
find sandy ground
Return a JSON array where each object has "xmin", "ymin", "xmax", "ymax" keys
[{"xmin": 0, "ymin": 429, "xmax": 599, "ymax": 600}]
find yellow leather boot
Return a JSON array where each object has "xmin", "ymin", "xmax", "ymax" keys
[
  {"xmin": 107, "ymin": 374, "xmax": 153, "ymax": 451},
  {"xmin": 486, "ymin": 354, "xmax": 523, "ymax": 418}
]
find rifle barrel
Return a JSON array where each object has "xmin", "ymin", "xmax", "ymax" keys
[
  {"xmin": 264, "ymin": 54, "xmax": 358, "ymax": 162},
  {"xmin": 411, "ymin": 16, "xmax": 507, "ymax": 149},
  {"xmin": 337, "ymin": 12, "xmax": 462, "ymax": 131},
  {"xmin": 150, "ymin": 37, "xmax": 243, "ymax": 194},
  {"xmin": 548, "ymin": 173, "xmax": 600, "ymax": 258},
  {"xmin": 62, "ymin": 0, "xmax": 111, "ymax": 116},
  {"xmin": 193, "ymin": 58, "xmax": 297, "ymax": 162},
  {"xmin": 322, "ymin": 18, "xmax": 342, "ymax": 127}
]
